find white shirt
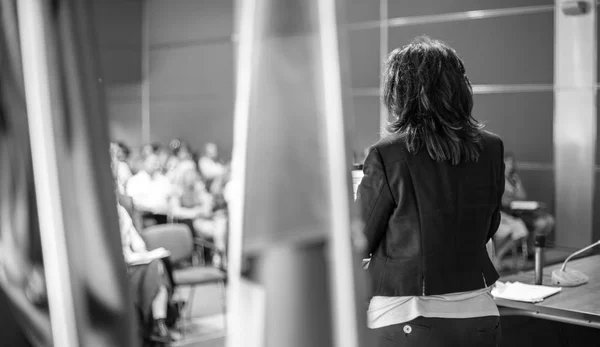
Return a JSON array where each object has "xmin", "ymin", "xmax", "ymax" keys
[
  {"xmin": 367, "ymin": 287, "xmax": 499, "ymax": 329},
  {"xmin": 125, "ymin": 171, "xmax": 173, "ymax": 214},
  {"xmin": 199, "ymin": 157, "xmax": 226, "ymax": 180},
  {"xmin": 115, "ymin": 161, "xmax": 132, "ymax": 188}
]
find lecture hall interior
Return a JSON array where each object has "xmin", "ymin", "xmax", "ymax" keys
[{"xmin": 1, "ymin": 0, "xmax": 600, "ymax": 346}]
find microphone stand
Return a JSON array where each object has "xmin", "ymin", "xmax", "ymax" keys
[{"xmin": 551, "ymin": 240, "xmax": 600, "ymax": 287}]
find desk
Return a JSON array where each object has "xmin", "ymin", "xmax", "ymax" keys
[{"xmin": 496, "ymin": 255, "xmax": 600, "ymax": 329}]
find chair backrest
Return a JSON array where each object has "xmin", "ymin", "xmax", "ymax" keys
[{"xmin": 141, "ymin": 224, "xmax": 194, "ymax": 265}]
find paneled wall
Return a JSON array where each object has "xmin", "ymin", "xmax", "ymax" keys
[
  {"xmin": 93, "ymin": 0, "xmax": 235, "ymax": 156},
  {"xmin": 147, "ymin": 0, "xmax": 235, "ymax": 156},
  {"xmin": 346, "ymin": 0, "xmax": 556, "ymax": 214},
  {"xmin": 92, "ymin": 0, "xmax": 144, "ymax": 146}
]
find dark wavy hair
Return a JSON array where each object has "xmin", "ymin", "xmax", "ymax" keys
[{"xmin": 383, "ymin": 36, "xmax": 483, "ymax": 165}]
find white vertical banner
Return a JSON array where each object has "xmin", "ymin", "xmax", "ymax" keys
[
  {"xmin": 17, "ymin": 0, "xmax": 79, "ymax": 345},
  {"xmin": 228, "ymin": 0, "xmax": 259, "ymax": 344},
  {"xmin": 229, "ymin": 0, "xmax": 364, "ymax": 346},
  {"xmin": 554, "ymin": 0, "xmax": 597, "ymax": 248},
  {"xmin": 317, "ymin": 0, "xmax": 360, "ymax": 346}
]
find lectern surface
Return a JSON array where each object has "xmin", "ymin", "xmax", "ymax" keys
[{"xmin": 496, "ymin": 255, "xmax": 600, "ymax": 328}]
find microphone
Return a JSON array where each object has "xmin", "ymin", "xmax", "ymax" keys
[
  {"xmin": 534, "ymin": 235, "xmax": 545, "ymax": 285},
  {"xmin": 551, "ymin": 240, "xmax": 600, "ymax": 287}
]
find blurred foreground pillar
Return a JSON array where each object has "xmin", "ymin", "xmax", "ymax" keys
[
  {"xmin": 554, "ymin": 0, "xmax": 597, "ymax": 248},
  {"xmin": 15, "ymin": 0, "xmax": 137, "ymax": 345},
  {"xmin": 227, "ymin": 0, "xmax": 369, "ymax": 346}
]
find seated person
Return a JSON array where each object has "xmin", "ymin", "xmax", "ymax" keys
[
  {"xmin": 170, "ymin": 168, "xmax": 228, "ymax": 267},
  {"xmin": 503, "ymin": 152, "xmax": 555, "ymax": 255},
  {"xmin": 156, "ymin": 145, "xmax": 176, "ymax": 176},
  {"xmin": 126, "ymin": 153, "xmax": 174, "ymax": 225},
  {"xmin": 198, "ymin": 142, "xmax": 227, "ymax": 192},
  {"xmin": 493, "ymin": 211, "xmax": 529, "ymax": 270},
  {"xmin": 167, "ymin": 142, "xmax": 197, "ymax": 185},
  {"xmin": 110, "ymin": 142, "xmax": 133, "ymax": 190},
  {"xmin": 118, "ymin": 204, "xmax": 177, "ymax": 343}
]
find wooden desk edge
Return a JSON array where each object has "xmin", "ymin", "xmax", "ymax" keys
[{"xmin": 496, "ymin": 300, "xmax": 600, "ymax": 329}]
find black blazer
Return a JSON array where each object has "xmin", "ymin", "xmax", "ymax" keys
[{"xmin": 356, "ymin": 130, "xmax": 505, "ymax": 297}]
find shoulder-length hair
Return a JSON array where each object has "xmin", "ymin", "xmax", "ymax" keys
[{"xmin": 382, "ymin": 36, "xmax": 483, "ymax": 165}]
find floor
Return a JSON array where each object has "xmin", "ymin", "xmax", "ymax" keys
[{"xmin": 172, "ymin": 285, "xmax": 226, "ymax": 347}]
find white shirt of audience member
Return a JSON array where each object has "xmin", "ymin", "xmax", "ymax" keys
[
  {"xmin": 115, "ymin": 161, "xmax": 132, "ymax": 188},
  {"xmin": 198, "ymin": 143, "xmax": 226, "ymax": 180},
  {"xmin": 126, "ymin": 154, "xmax": 173, "ymax": 214}
]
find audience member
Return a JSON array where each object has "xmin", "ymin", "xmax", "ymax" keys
[
  {"xmin": 117, "ymin": 204, "xmax": 177, "ymax": 343},
  {"xmin": 198, "ymin": 142, "xmax": 226, "ymax": 188},
  {"xmin": 155, "ymin": 146, "xmax": 174, "ymax": 175},
  {"xmin": 141, "ymin": 143, "xmax": 158, "ymax": 158},
  {"xmin": 503, "ymin": 152, "xmax": 555, "ymax": 256},
  {"xmin": 168, "ymin": 141, "xmax": 197, "ymax": 184},
  {"xmin": 493, "ymin": 212, "xmax": 529, "ymax": 270},
  {"xmin": 170, "ymin": 168, "xmax": 228, "ymax": 267},
  {"xmin": 126, "ymin": 153, "xmax": 174, "ymax": 225},
  {"xmin": 110, "ymin": 142, "xmax": 133, "ymax": 191},
  {"xmin": 113, "ymin": 139, "xmax": 231, "ymax": 268},
  {"xmin": 209, "ymin": 166, "xmax": 231, "ymax": 213}
]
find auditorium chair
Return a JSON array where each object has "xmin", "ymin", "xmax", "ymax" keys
[{"xmin": 140, "ymin": 223, "xmax": 227, "ymax": 336}]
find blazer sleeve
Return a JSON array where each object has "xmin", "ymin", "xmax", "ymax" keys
[
  {"xmin": 487, "ymin": 139, "xmax": 505, "ymax": 242},
  {"xmin": 355, "ymin": 147, "xmax": 395, "ymax": 257}
]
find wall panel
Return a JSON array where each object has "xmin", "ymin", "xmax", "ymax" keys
[
  {"xmin": 92, "ymin": 0, "xmax": 143, "ymax": 145},
  {"xmin": 149, "ymin": 99, "xmax": 234, "ymax": 157},
  {"xmin": 148, "ymin": 0, "xmax": 234, "ymax": 45},
  {"xmin": 352, "ymin": 96, "xmax": 381, "ymax": 160},
  {"xmin": 147, "ymin": 1, "xmax": 235, "ymax": 153},
  {"xmin": 348, "ymin": 28, "xmax": 380, "ymax": 89},
  {"xmin": 474, "ymin": 92, "xmax": 553, "ymax": 163},
  {"xmin": 107, "ymin": 102, "xmax": 143, "ymax": 146},
  {"xmin": 105, "ymin": 84, "xmax": 142, "ymax": 102},
  {"xmin": 149, "ymin": 43, "xmax": 234, "ymax": 98},
  {"xmin": 99, "ymin": 50, "xmax": 143, "ymax": 84},
  {"xmin": 92, "ymin": 0, "xmax": 143, "ymax": 50},
  {"xmin": 388, "ymin": 13, "xmax": 554, "ymax": 85},
  {"xmin": 388, "ymin": 0, "xmax": 553, "ymax": 18},
  {"xmin": 346, "ymin": 0, "xmax": 380, "ymax": 24}
]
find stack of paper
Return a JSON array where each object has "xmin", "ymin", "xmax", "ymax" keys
[
  {"xmin": 492, "ymin": 281, "xmax": 561, "ymax": 303},
  {"xmin": 127, "ymin": 247, "xmax": 171, "ymax": 266},
  {"xmin": 510, "ymin": 201, "xmax": 540, "ymax": 211},
  {"xmin": 352, "ymin": 170, "xmax": 364, "ymax": 200}
]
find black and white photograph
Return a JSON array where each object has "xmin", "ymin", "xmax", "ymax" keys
[{"xmin": 1, "ymin": 1, "xmax": 600, "ymax": 346}]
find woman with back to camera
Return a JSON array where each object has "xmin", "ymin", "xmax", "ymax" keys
[{"xmin": 356, "ymin": 36, "xmax": 505, "ymax": 346}]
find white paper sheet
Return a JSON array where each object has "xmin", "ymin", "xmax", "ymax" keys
[
  {"xmin": 492, "ymin": 281, "xmax": 561, "ymax": 303},
  {"xmin": 510, "ymin": 201, "xmax": 540, "ymax": 210},
  {"xmin": 127, "ymin": 247, "xmax": 170, "ymax": 266}
]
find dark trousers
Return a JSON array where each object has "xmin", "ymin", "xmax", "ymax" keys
[
  {"xmin": 373, "ymin": 316, "xmax": 500, "ymax": 347},
  {"xmin": 141, "ymin": 212, "xmax": 168, "ymax": 227}
]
